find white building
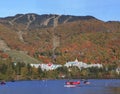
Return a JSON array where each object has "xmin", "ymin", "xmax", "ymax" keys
[
  {"xmin": 64, "ymin": 58, "xmax": 103, "ymax": 69},
  {"xmin": 30, "ymin": 58, "xmax": 102, "ymax": 71},
  {"xmin": 116, "ymin": 67, "xmax": 120, "ymax": 74},
  {"xmin": 30, "ymin": 64, "xmax": 40, "ymax": 68},
  {"xmin": 40, "ymin": 63, "xmax": 62, "ymax": 71},
  {"xmin": 30, "ymin": 63, "xmax": 62, "ymax": 71}
]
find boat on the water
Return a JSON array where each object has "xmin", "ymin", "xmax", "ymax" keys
[
  {"xmin": 64, "ymin": 81, "xmax": 80, "ymax": 87},
  {"xmin": 0, "ymin": 81, "xmax": 6, "ymax": 85},
  {"xmin": 83, "ymin": 80, "xmax": 90, "ymax": 85}
]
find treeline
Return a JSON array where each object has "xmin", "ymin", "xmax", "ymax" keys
[{"xmin": 0, "ymin": 58, "xmax": 120, "ymax": 81}]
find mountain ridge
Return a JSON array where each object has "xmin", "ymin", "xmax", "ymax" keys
[
  {"xmin": 0, "ymin": 13, "xmax": 120, "ymax": 65},
  {"xmin": 0, "ymin": 13, "xmax": 99, "ymax": 29}
]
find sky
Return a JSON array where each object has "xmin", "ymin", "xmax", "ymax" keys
[{"xmin": 0, "ymin": 0, "xmax": 120, "ymax": 21}]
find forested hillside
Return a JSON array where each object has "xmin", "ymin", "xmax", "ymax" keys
[{"xmin": 0, "ymin": 14, "xmax": 120, "ymax": 66}]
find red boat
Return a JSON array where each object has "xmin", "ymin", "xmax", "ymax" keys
[{"xmin": 64, "ymin": 81, "xmax": 80, "ymax": 87}]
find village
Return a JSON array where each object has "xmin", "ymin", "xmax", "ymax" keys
[
  {"xmin": 30, "ymin": 58, "xmax": 120, "ymax": 76},
  {"xmin": 30, "ymin": 58, "xmax": 103, "ymax": 71}
]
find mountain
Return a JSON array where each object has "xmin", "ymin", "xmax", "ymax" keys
[
  {"xmin": 0, "ymin": 13, "xmax": 120, "ymax": 64},
  {"xmin": 0, "ymin": 13, "xmax": 97, "ymax": 29},
  {"xmin": 1, "ymin": 13, "xmax": 120, "ymax": 33}
]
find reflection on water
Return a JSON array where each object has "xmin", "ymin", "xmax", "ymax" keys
[{"xmin": 0, "ymin": 79, "xmax": 120, "ymax": 94}]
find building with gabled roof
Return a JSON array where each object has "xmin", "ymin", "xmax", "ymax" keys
[{"xmin": 64, "ymin": 58, "xmax": 102, "ymax": 69}]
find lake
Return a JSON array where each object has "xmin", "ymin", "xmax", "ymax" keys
[{"xmin": 0, "ymin": 79, "xmax": 120, "ymax": 94}]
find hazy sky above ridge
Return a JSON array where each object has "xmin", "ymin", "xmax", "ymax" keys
[{"xmin": 0, "ymin": 0, "xmax": 120, "ymax": 21}]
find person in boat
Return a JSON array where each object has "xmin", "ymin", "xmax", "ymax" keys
[
  {"xmin": 83, "ymin": 80, "xmax": 90, "ymax": 85},
  {"xmin": 0, "ymin": 81, "xmax": 6, "ymax": 85}
]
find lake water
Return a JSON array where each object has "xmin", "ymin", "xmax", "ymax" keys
[{"xmin": 0, "ymin": 79, "xmax": 120, "ymax": 94}]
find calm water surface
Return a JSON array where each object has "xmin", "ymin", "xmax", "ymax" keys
[{"xmin": 0, "ymin": 79, "xmax": 120, "ymax": 94}]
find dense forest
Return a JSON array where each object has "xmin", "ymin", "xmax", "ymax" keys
[
  {"xmin": 0, "ymin": 14, "xmax": 120, "ymax": 80},
  {"xmin": 0, "ymin": 57, "xmax": 119, "ymax": 81}
]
